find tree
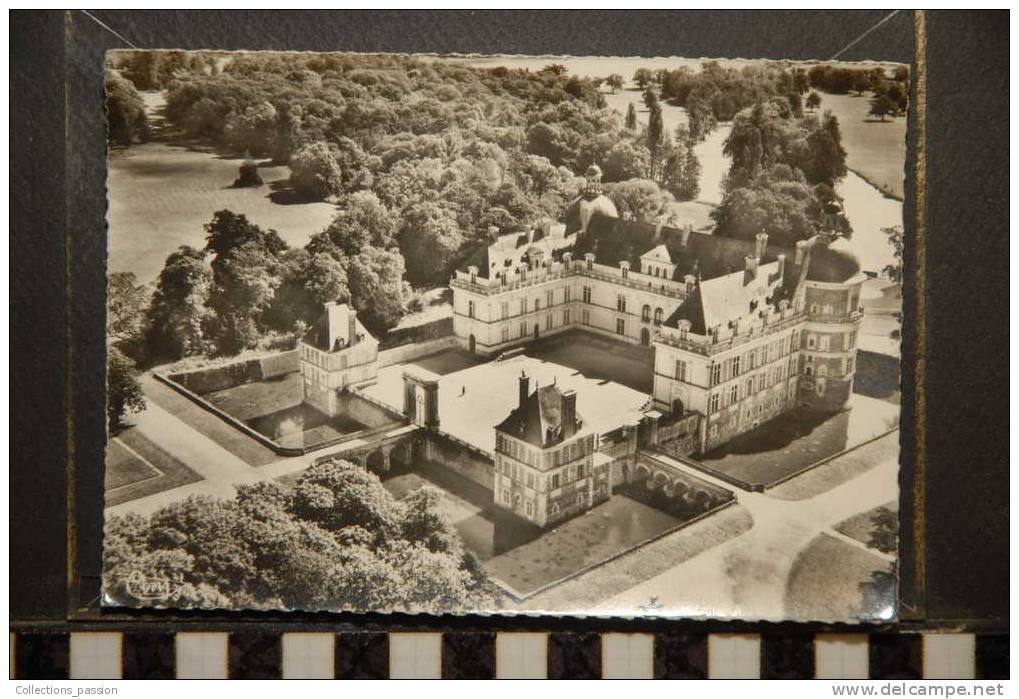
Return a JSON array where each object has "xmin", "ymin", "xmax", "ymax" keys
[
  {"xmin": 798, "ymin": 111, "xmax": 848, "ymax": 187},
  {"xmin": 646, "ymin": 102, "xmax": 665, "ymax": 178},
  {"xmin": 105, "ymin": 69, "xmax": 148, "ymax": 147},
  {"xmin": 108, "ymin": 272, "xmax": 147, "ymax": 352},
  {"xmin": 309, "ymin": 192, "xmax": 398, "ymax": 257},
  {"xmin": 661, "ymin": 129, "xmax": 700, "ymax": 201},
  {"xmin": 882, "ymin": 82, "xmax": 908, "ymax": 114},
  {"xmin": 204, "ymin": 210, "xmax": 287, "ymax": 263},
  {"xmin": 346, "ymin": 246, "xmax": 412, "ymax": 333},
  {"xmin": 600, "ymin": 140, "xmax": 651, "ymax": 183},
  {"xmin": 606, "ymin": 74, "xmax": 625, "ymax": 93},
  {"xmin": 806, "ymin": 91, "xmax": 822, "ymax": 112},
  {"xmin": 633, "ymin": 68, "xmax": 655, "ymax": 89},
  {"xmin": 541, "ymin": 63, "xmax": 567, "ymax": 76},
  {"xmin": 233, "ymin": 160, "xmax": 264, "ymax": 188},
  {"xmin": 868, "ymin": 506, "xmax": 898, "ymax": 555},
  {"xmin": 686, "ymin": 97, "xmax": 717, "ymax": 142},
  {"xmin": 108, "ymin": 346, "xmax": 145, "ymax": 432},
  {"xmin": 851, "ymin": 71, "xmax": 871, "ymax": 96},
  {"xmin": 144, "ymin": 246, "xmax": 212, "ymax": 361},
  {"xmin": 625, "ymin": 102, "xmax": 638, "ymax": 130},
  {"xmin": 397, "ymin": 202, "xmax": 466, "ymax": 286},
  {"xmin": 288, "ymin": 141, "xmax": 344, "ymax": 200},
  {"xmin": 607, "ymin": 178, "xmax": 665, "ymax": 223},
  {"xmin": 267, "ymin": 249, "xmax": 350, "ymax": 331},
  {"xmin": 868, "ymin": 94, "xmax": 895, "ymax": 122},
  {"xmin": 882, "ymin": 225, "xmax": 904, "ymax": 283}
]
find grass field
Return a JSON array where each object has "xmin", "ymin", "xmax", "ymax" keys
[
  {"xmin": 834, "ymin": 500, "xmax": 898, "ymax": 551},
  {"xmin": 784, "ymin": 532, "xmax": 894, "ymax": 621},
  {"xmin": 813, "ymin": 91, "xmax": 907, "ymax": 200},
  {"xmin": 105, "ymin": 429, "xmax": 204, "ymax": 507}
]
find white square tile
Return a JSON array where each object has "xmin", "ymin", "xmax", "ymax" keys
[
  {"xmin": 282, "ymin": 633, "xmax": 335, "ymax": 679},
  {"xmin": 70, "ymin": 633, "xmax": 122, "ymax": 679},
  {"xmin": 496, "ymin": 633, "xmax": 547, "ymax": 679},
  {"xmin": 708, "ymin": 633, "xmax": 760, "ymax": 679},
  {"xmin": 175, "ymin": 632, "xmax": 228, "ymax": 679},
  {"xmin": 602, "ymin": 633, "xmax": 654, "ymax": 679},
  {"xmin": 815, "ymin": 634, "xmax": 869, "ymax": 679},
  {"xmin": 389, "ymin": 633, "xmax": 442, "ymax": 679},
  {"xmin": 924, "ymin": 634, "xmax": 976, "ymax": 679}
]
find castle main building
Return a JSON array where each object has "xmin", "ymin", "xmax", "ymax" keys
[{"xmin": 451, "ymin": 167, "xmax": 866, "ymax": 456}]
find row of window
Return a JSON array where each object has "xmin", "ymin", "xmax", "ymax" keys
[
  {"xmin": 499, "ymin": 490, "xmax": 587, "ymax": 518},
  {"xmin": 498, "ymin": 457, "xmax": 589, "ymax": 491},
  {"xmin": 495, "ymin": 435, "xmax": 590, "ymax": 468},
  {"xmin": 709, "ymin": 333, "xmax": 797, "ymax": 387},
  {"xmin": 804, "ymin": 330, "xmax": 857, "ymax": 352},
  {"xmin": 707, "ymin": 364, "xmax": 790, "ymax": 413}
]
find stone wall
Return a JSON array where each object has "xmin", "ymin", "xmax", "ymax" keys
[
  {"xmin": 378, "ymin": 335, "xmax": 459, "ymax": 368},
  {"xmin": 168, "ymin": 350, "xmax": 299, "ymax": 394},
  {"xmin": 424, "ymin": 433, "xmax": 494, "ymax": 490},
  {"xmin": 381, "ymin": 316, "xmax": 454, "ymax": 350}
]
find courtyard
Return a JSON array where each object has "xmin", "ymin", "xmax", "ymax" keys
[{"xmin": 360, "ymin": 333, "xmax": 653, "ymax": 456}]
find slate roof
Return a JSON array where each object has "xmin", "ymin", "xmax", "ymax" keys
[{"xmin": 495, "ymin": 382, "xmax": 584, "ymax": 448}]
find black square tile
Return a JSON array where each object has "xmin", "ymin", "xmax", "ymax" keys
[
  {"xmin": 976, "ymin": 635, "xmax": 1008, "ymax": 680},
  {"xmin": 14, "ymin": 633, "xmax": 69, "ymax": 680},
  {"xmin": 122, "ymin": 633, "xmax": 175, "ymax": 680},
  {"xmin": 654, "ymin": 632, "xmax": 708, "ymax": 679},
  {"xmin": 869, "ymin": 633, "xmax": 922, "ymax": 679},
  {"xmin": 336, "ymin": 632, "xmax": 388, "ymax": 679},
  {"xmin": 228, "ymin": 632, "xmax": 282, "ymax": 679},
  {"xmin": 442, "ymin": 632, "xmax": 495, "ymax": 679},
  {"xmin": 761, "ymin": 633, "xmax": 815, "ymax": 679},
  {"xmin": 548, "ymin": 632, "xmax": 600, "ymax": 680}
]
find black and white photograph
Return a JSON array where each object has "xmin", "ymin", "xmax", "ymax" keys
[{"xmin": 102, "ymin": 49, "xmax": 906, "ymax": 621}]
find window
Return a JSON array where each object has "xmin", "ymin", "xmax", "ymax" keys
[
  {"xmin": 710, "ymin": 424, "xmax": 719, "ymax": 438},
  {"xmin": 564, "ymin": 286, "xmax": 571, "ymax": 302},
  {"xmin": 546, "ymin": 289, "xmax": 554, "ymax": 306},
  {"xmin": 642, "ymin": 304, "xmax": 651, "ymax": 322},
  {"xmin": 501, "ymin": 326, "xmax": 509, "ymax": 343},
  {"xmin": 675, "ymin": 359, "xmax": 687, "ymax": 381},
  {"xmin": 534, "ymin": 297, "xmax": 541, "ymax": 311},
  {"xmin": 563, "ymin": 309, "xmax": 570, "ymax": 324},
  {"xmin": 729, "ymin": 384, "xmax": 739, "ymax": 404},
  {"xmin": 519, "ymin": 322, "xmax": 527, "ymax": 338},
  {"xmin": 746, "ymin": 378, "xmax": 753, "ymax": 397},
  {"xmin": 654, "ymin": 307, "xmax": 663, "ymax": 325},
  {"xmin": 791, "ymin": 330, "xmax": 799, "ymax": 349},
  {"xmin": 615, "ymin": 318, "xmax": 625, "ymax": 335},
  {"xmin": 582, "ymin": 286, "xmax": 592, "ymax": 303},
  {"xmin": 709, "ymin": 393, "xmax": 720, "ymax": 413},
  {"xmin": 711, "ymin": 363, "xmax": 722, "ymax": 386},
  {"xmin": 546, "ymin": 314, "xmax": 553, "ymax": 330},
  {"xmin": 819, "ymin": 335, "xmax": 830, "ymax": 351},
  {"xmin": 621, "ymin": 265, "xmax": 629, "ymax": 279},
  {"xmin": 502, "ymin": 489, "xmax": 510, "ymax": 504},
  {"xmin": 807, "ymin": 334, "xmax": 816, "ymax": 349},
  {"xmin": 501, "ymin": 302, "xmax": 509, "ymax": 319},
  {"xmin": 520, "ymin": 298, "xmax": 528, "ymax": 314},
  {"xmin": 732, "ymin": 355, "xmax": 741, "ymax": 376},
  {"xmin": 582, "ymin": 309, "xmax": 590, "ymax": 325},
  {"xmin": 848, "ymin": 330, "xmax": 857, "ymax": 348},
  {"xmin": 525, "ymin": 501, "xmax": 534, "ymax": 517},
  {"xmin": 526, "ymin": 472, "xmax": 535, "ymax": 488},
  {"xmin": 846, "ymin": 355, "xmax": 854, "ymax": 374},
  {"xmin": 586, "ymin": 256, "xmax": 593, "ymax": 270},
  {"xmin": 616, "ymin": 294, "xmax": 627, "ymax": 312},
  {"xmin": 467, "ymin": 300, "xmax": 475, "ymax": 318},
  {"xmin": 576, "ymin": 463, "xmax": 585, "ymax": 478},
  {"xmin": 551, "ymin": 473, "xmax": 561, "ymax": 489},
  {"xmin": 514, "ymin": 493, "xmax": 521, "ymax": 508}
]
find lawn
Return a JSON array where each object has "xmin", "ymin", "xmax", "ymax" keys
[
  {"xmin": 834, "ymin": 500, "xmax": 898, "ymax": 553},
  {"xmin": 108, "ymin": 94, "xmax": 336, "ymax": 285},
  {"xmin": 767, "ymin": 431, "xmax": 898, "ymax": 502},
  {"xmin": 695, "ymin": 394, "xmax": 900, "ymax": 488},
  {"xmin": 812, "ymin": 91, "xmax": 907, "ymax": 200},
  {"xmin": 784, "ymin": 533, "xmax": 895, "ymax": 622},
  {"xmin": 105, "ymin": 429, "xmax": 204, "ymax": 507}
]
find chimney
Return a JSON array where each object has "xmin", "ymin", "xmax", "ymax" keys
[
  {"xmin": 518, "ymin": 372, "xmax": 530, "ymax": 408},
  {"xmin": 681, "ymin": 224, "xmax": 693, "ymax": 247},
  {"xmin": 348, "ymin": 308, "xmax": 358, "ymax": 346},
  {"xmin": 795, "ymin": 239, "xmax": 809, "ymax": 265},
  {"xmin": 744, "ymin": 255, "xmax": 759, "ymax": 280},
  {"xmin": 541, "ymin": 219, "xmax": 552, "ymax": 238},
  {"xmin": 655, "ymin": 217, "xmax": 664, "ymax": 239},
  {"xmin": 776, "ymin": 253, "xmax": 786, "ymax": 280},
  {"xmin": 755, "ymin": 231, "xmax": 769, "ymax": 259},
  {"xmin": 561, "ymin": 389, "xmax": 577, "ymax": 439}
]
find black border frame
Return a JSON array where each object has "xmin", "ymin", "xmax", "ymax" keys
[{"xmin": 10, "ymin": 9, "xmax": 1008, "ymax": 633}]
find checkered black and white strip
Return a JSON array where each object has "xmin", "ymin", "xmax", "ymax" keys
[{"xmin": 9, "ymin": 631, "xmax": 1007, "ymax": 679}]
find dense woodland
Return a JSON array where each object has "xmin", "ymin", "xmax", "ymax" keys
[
  {"xmin": 104, "ymin": 52, "xmax": 907, "ymax": 429},
  {"xmin": 104, "ymin": 460, "xmax": 492, "ymax": 611}
]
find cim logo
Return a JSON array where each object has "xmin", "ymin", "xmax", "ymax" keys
[{"xmin": 125, "ymin": 570, "xmax": 185, "ymax": 601}]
